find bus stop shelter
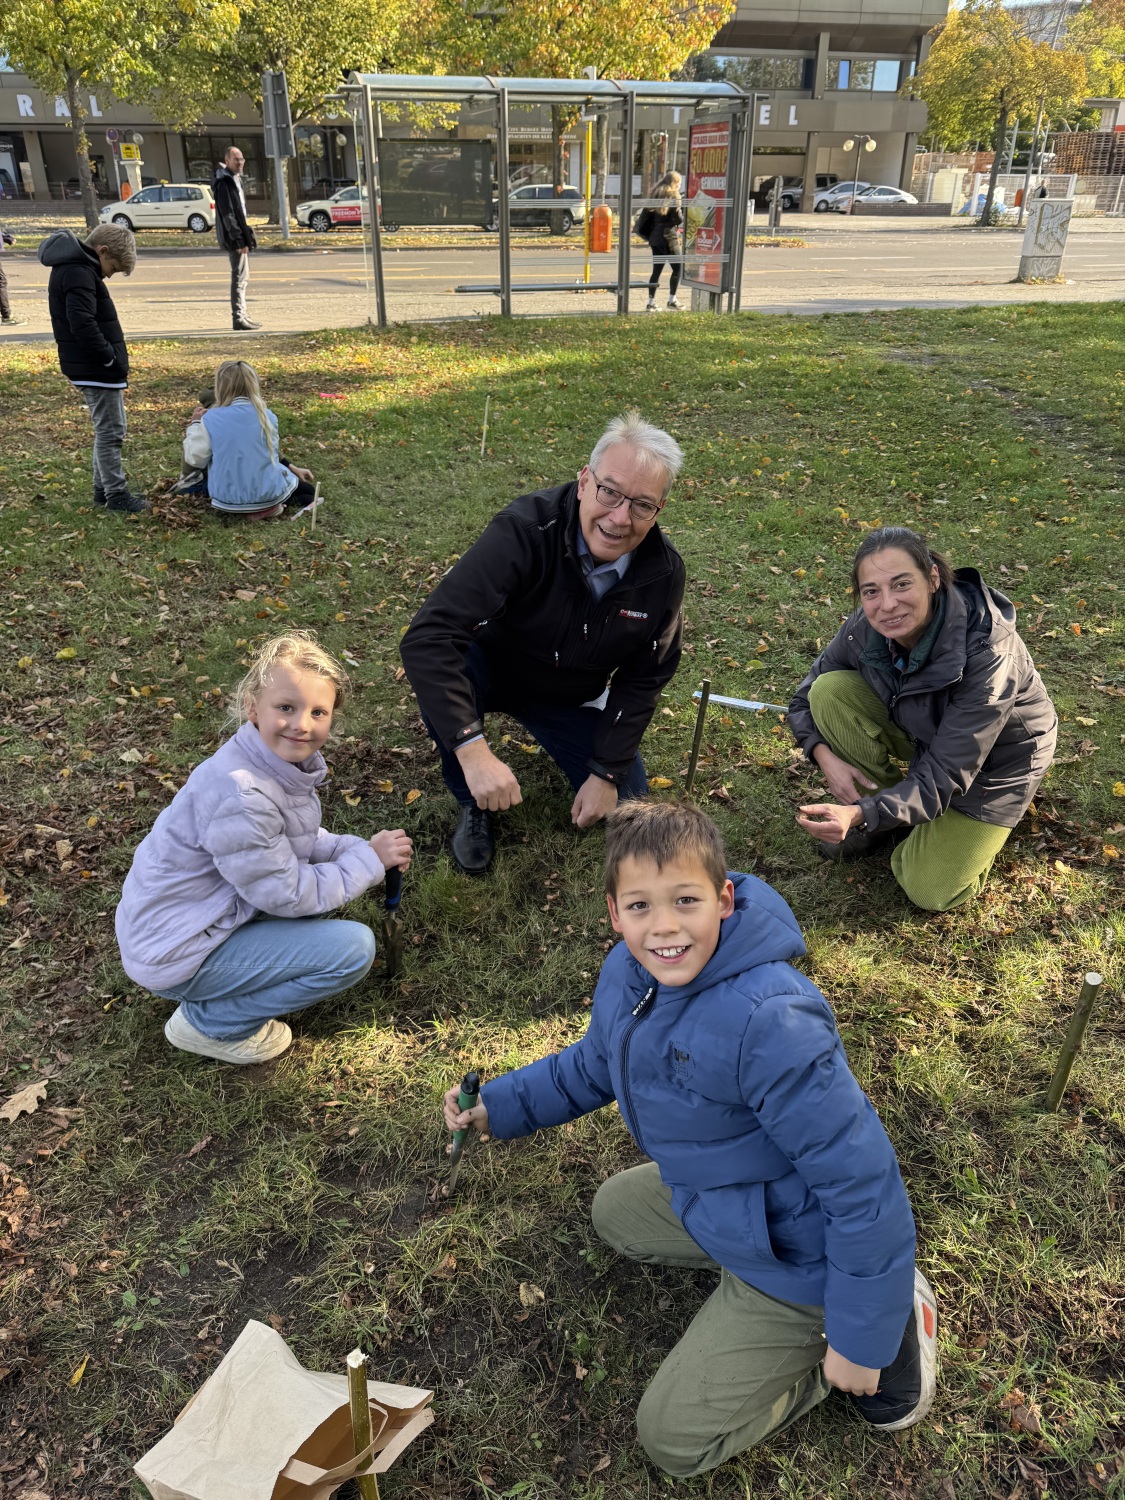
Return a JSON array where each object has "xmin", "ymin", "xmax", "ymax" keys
[{"xmin": 342, "ymin": 73, "xmax": 759, "ymax": 325}]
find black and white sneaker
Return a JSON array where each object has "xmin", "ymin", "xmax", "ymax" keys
[{"xmin": 851, "ymin": 1269, "xmax": 937, "ymax": 1431}]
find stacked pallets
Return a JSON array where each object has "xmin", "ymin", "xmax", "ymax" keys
[{"xmin": 1051, "ymin": 130, "xmax": 1125, "ymax": 176}]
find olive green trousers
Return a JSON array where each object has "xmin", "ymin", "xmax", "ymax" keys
[
  {"xmin": 807, "ymin": 670, "xmax": 1012, "ymax": 912},
  {"xmin": 591, "ymin": 1163, "xmax": 830, "ymax": 1477}
]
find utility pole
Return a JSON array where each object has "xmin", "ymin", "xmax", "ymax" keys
[{"xmin": 262, "ymin": 69, "xmax": 296, "ymax": 239}]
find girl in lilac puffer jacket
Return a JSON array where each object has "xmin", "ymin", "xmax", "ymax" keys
[{"xmin": 116, "ymin": 632, "xmax": 411, "ymax": 1064}]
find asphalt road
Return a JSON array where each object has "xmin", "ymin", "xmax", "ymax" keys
[{"xmin": 3, "ymin": 218, "xmax": 1123, "ymax": 340}]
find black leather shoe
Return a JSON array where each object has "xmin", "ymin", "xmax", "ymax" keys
[
  {"xmin": 233, "ymin": 319, "xmax": 262, "ymax": 331},
  {"xmin": 451, "ymin": 806, "xmax": 495, "ymax": 876}
]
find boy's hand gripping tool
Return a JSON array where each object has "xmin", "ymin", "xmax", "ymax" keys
[{"xmin": 445, "ymin": 1070, "xmax": 480, "ymax": 1196}]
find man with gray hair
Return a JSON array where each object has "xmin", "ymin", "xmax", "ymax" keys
[{"xmin": 401, "ymin": 411, "xmax": 686, "ymax": 875}]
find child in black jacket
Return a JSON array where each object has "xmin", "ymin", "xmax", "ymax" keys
[{"xmin": 38, "ymin": 224, "xmax": 149, "ymax": 515}]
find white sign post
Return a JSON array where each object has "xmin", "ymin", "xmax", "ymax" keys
[{"xmin": 1017, "ymin": 197, "xmax": 1074, "ymax": 282}]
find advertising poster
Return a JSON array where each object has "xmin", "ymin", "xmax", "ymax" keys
[{"xmin": 684, "ymin": 118, "xmax": 730, "ymax": 290}]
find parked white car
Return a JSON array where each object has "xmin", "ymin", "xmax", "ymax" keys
[
  {"xmin": 296, "ymin": 185, "xmax": 363, "ymax": 233},
  {"xmin": 832, "ymin": 184, "xmax": 919, "ymax": 212},
  {"xmin": 813, "ymin": 181, "xmax": 872, "ymax": 211},
  {"xmin": 100, "ymin": 183, "xmax": 215, "ymax": 233}
]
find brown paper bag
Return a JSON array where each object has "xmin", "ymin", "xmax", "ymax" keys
[{"xmin": 135, "ymin": 1319, "xmax": 433, "ymax": 1500}]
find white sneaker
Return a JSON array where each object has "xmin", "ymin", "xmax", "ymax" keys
[
  {"xmin": 164, "ymin": 1005, "xmax": 292, "ymax": 1064},
  {"xmin": 667, "ymin": 298, "xmax": 682, "ymax": 310},
  {"xmin": 645, "ymin": 299, "xmax": 659, "ymax": 312}
]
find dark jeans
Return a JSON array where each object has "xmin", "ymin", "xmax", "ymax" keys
[
  {"xmin": 649, "ymin": 253, "xmax": 682, "ymax": 298},
  {"xmin": 422, "ymin": 642, "xmax": 648, "ymax": 808},
  {"xmin": 227, "ymin": 247, "xmax": 249, "ymax": 321},
  {"xmin": 0, "ymin": 257, "xmax": 10, "ymax": 320},
  {"xmin": 79, "ymin": 385, "xmax": 128, "ymax": 496}
]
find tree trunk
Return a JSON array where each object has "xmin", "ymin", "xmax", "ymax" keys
[
  {"xmin": 978, "ymin": 98, "xmax": 1008, "ymax": 227},
  {"xmin": 66, "ymin": 70, "xmax": 101, "ymax": 229},
  {"xmin": 595, "ymin": 113, "xmax": 608, "ymax": 200},
  {"xmin": 551, "ymin": 104, "xmax": 566, "ymax": 191}
]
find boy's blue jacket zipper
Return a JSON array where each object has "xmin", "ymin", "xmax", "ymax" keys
[{"xmin": 481, "ymin": 872, "xmax": 917, "ymax": 1370}]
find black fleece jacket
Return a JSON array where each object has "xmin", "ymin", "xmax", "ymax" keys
[
  {"xmin": 39, "ymin": 230, "xmax": 128, "ymax": 385},
  {"xmin": 400, "ymin": 483, "xmax": 685, "ymax": 782}
]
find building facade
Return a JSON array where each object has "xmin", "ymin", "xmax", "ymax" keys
[{"xmin": 706, "ymin": 0, "xmax": 947, "ymax": 201}]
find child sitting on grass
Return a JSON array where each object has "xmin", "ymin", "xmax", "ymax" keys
[
  {"xmin": 444, "ymin": 800, "xmax": 936, "ymax": 1477},
  {"xmin": 183, "ymin": 359, "xmax": 316, "ymax": 521},
  {"xmin": 116, "ymin": 631, "xmax": 411, "ymax": 1064}
]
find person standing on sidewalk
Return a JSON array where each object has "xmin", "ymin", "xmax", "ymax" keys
[
  {"xmin": 39, "ymin": 224, "xmax": 150, "ymax": 515},
  {"xmin": 645, "ymin": 172, "xmax": 684, "ymax": 312},
  {"xmin": 1, "ymin": 221, "xmax": 26, "ymax": 326},
  {"xmin": 213, "ymin": 146, "xmax": 260, "ymax": 332}
]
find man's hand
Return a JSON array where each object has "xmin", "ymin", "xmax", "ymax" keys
[
  {"xmin": 370, "ymin": 828, "xmax": 413, "ymax": 870},
  {"xmin": 571, "ymin": 773, "xmax": 619, "ymax": 829},
  {"xmin": 823, "ymin": 1346, "xmax": 880, "ymax": 1397},
  {"xmin": 443, "ymin": 1084, "xmax": 490, "ymax": 1138},
  {"xmin": 455, "ymin": 739, "xmax": 522, "ymax": 812},
  {"xmin": 795, "ymin": 802, "xmax": 864, "ymax": 844},
  {"xmin": 812, "ymin": 745, "xmax": 878, "ymax": 805},
  {"xmin": 239, "ymin": 246, "xmax": 249, "ymax": 257},
  {"xmin": 288, "ymin": 464, "xmax": 314, "ymax": 482}
]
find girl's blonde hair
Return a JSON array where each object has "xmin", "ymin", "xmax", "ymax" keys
[
  {"xmin": 229, "ymin": 631, "xmax": 350, "ymax": 728},
  {"xmin": 213, "ymin": 359, "xmax": 276, "ymax": 460}
]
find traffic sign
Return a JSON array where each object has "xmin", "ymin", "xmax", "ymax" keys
[
  {"xmin": 119, "ymin": 143, "xmax": 141, "ymax": 161},
  {"xmin": 106, "ymin": 127, "xmax": 119, "ymax": 144}
]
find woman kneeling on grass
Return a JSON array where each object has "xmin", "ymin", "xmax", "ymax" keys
[
  {"xmin": 115, "ymin": 632, "xmax": 411, "ymax": 1064},
  {"xmin": 184, "ymin": 359, "xmax": 316, "ymax": 521},
  {"xmin": 787, "ymin": 526, "xmax": 1057, "ymax": 912}
]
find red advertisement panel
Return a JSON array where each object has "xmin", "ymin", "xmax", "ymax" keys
[{"xmin": 684, "ymin": 119, "xmax": 730, "ymax": 290}]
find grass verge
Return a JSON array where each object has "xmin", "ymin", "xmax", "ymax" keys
[{"xmin": 0, "ymin": 303, "xmax": 1122, "ymax": 1500}]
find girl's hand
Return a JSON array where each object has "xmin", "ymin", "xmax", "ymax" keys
[
  {"xmin": 443, "ymin": 1085, "xmax": 489, "ymax": 1138},
  {"xmin": 289, "ymin": 464, "xmax": 314, "ymax": 482},
  {"xmin": 812, "ymin": 745, "xmax": 878, "ymax": 805},
  {"xmin": 796, "ymin": 803, "xmax": 864, "ymax": 844},
  {"xmin": 371, "ymin": 828, "xmax": 412, "ymax": 870},
  {"xmin": 190, "ymin": 404, "xmax": 206, "ymax": 422},
  {"xmin": 823, "ymin": 1347, "xmax": 880, "ymax": 1397}
]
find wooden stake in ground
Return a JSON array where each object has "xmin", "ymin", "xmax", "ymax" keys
[
  {"xmin": 1045, "ymin": 971, "xmax": 1104, "ymax": 1111},
  {"xmin": 480, "ymin": 396, "xmax": 490, "ymax": 458},
  {"xmin": 684, "ymin": 678, "xmax": 711, "ymax": 797},
  {"xmin": 310, "ymin": 480, "xmax": 320, "ymax": 532},
  {"xmin": 346, "ymin": 1348, "xmax": 381, "ymax": 1500}
]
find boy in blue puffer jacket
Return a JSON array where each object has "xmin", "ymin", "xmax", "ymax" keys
[{"xmin": 443, "ymin": 800, "xmax": 937, "ymax": 1477}]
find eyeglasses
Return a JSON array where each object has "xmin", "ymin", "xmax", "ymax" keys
[{"xmin": 587, "ymin": 468, "xmax": 664, "ymax": 523}]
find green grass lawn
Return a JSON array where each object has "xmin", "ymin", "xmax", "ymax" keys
[{"xmin": 0, "ymin": 304, "xmax": 1122, "ymax": 1500}]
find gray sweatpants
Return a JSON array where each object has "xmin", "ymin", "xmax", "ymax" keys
[{"xmin": 78, "ymin": 385, "xmax": 128, "ymax": 498}]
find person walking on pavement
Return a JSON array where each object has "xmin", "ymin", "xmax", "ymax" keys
[
  {"xmin": 213, "ymin": 146, "xmax": 260, "ymax": 331},
  {"xmin": 39, "ymin": 223, "xmax": 150, "ymax": 514},
  {"xmin": 645, "ymin": 172, "xmax": 684, "ymax": 312},
  {"xmin": 399, "ymin": 410, "xmax": 686, "ymax": 876},
  {"xmin": 1, "ymin": 221, "xmax": 26, "ymax": 326}
]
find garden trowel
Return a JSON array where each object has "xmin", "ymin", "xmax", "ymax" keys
[
  {"xmin": 380, "ymin": 865, "xmax": 404, "ymax": 979},
  {"xmin": 445, "ymin": 1070, "xmax": 481, "ymax": 1196}
]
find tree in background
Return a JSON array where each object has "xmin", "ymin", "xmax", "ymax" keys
[
  {"xmin": 910, "ymin": 0, "xmax": 1087, "ymax": 224},
  {"xmin": 435, "ymin": 0, "xmax": 734, "ymax": 197},
  {"xmin": 1067, "ymin": 0, "xmax": 1125, "ymax": 97},
  {"xmin": 0, "ymin": 0, "xmax": 239, "ymax": 226}
]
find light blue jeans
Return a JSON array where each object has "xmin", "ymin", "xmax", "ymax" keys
[{"xmin": 157, "ymin": 917, "xmax": 376, "ymax": 1039}]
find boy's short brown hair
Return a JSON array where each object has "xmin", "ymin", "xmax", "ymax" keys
[
  {"xmin": 604, "ymin": 800, "xmax": 728, "ymax": 897},
  {"xmin": 85, "ymin": 223, "xmax": 137, "ymax": 275}
]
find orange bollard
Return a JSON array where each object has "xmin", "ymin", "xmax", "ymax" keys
[{"xmin": 590, "ymin": 203, "xmax": 613, "ymax": 254}]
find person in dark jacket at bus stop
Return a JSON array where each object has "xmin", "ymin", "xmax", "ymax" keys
[
  {"xmin": 788, "ymin": 526, "xmax": 1057, "ymax": 911},
  {"xmin": 399, "ymin": 411, "xmax": 686, "ymax": 876},
  {"xmin": 39, "ymin": 223, "xmax": 150, "ymax": 514},
  {"xmin": 213, "ymin": 146, "xmax": 260, "ymax": 331}
]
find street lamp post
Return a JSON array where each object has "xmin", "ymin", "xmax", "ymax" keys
[{"xmin": 841, "ymin": 133, "xmax": 877, "ymax": 214}]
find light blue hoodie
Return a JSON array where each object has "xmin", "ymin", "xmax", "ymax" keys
[
  {"xmin": 203, "ymin": 398, "xmax": 298, "ymax": 511},
  {"xmin": 115, "ymin": 721, "xmax": 382, "ymax": 991}
]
